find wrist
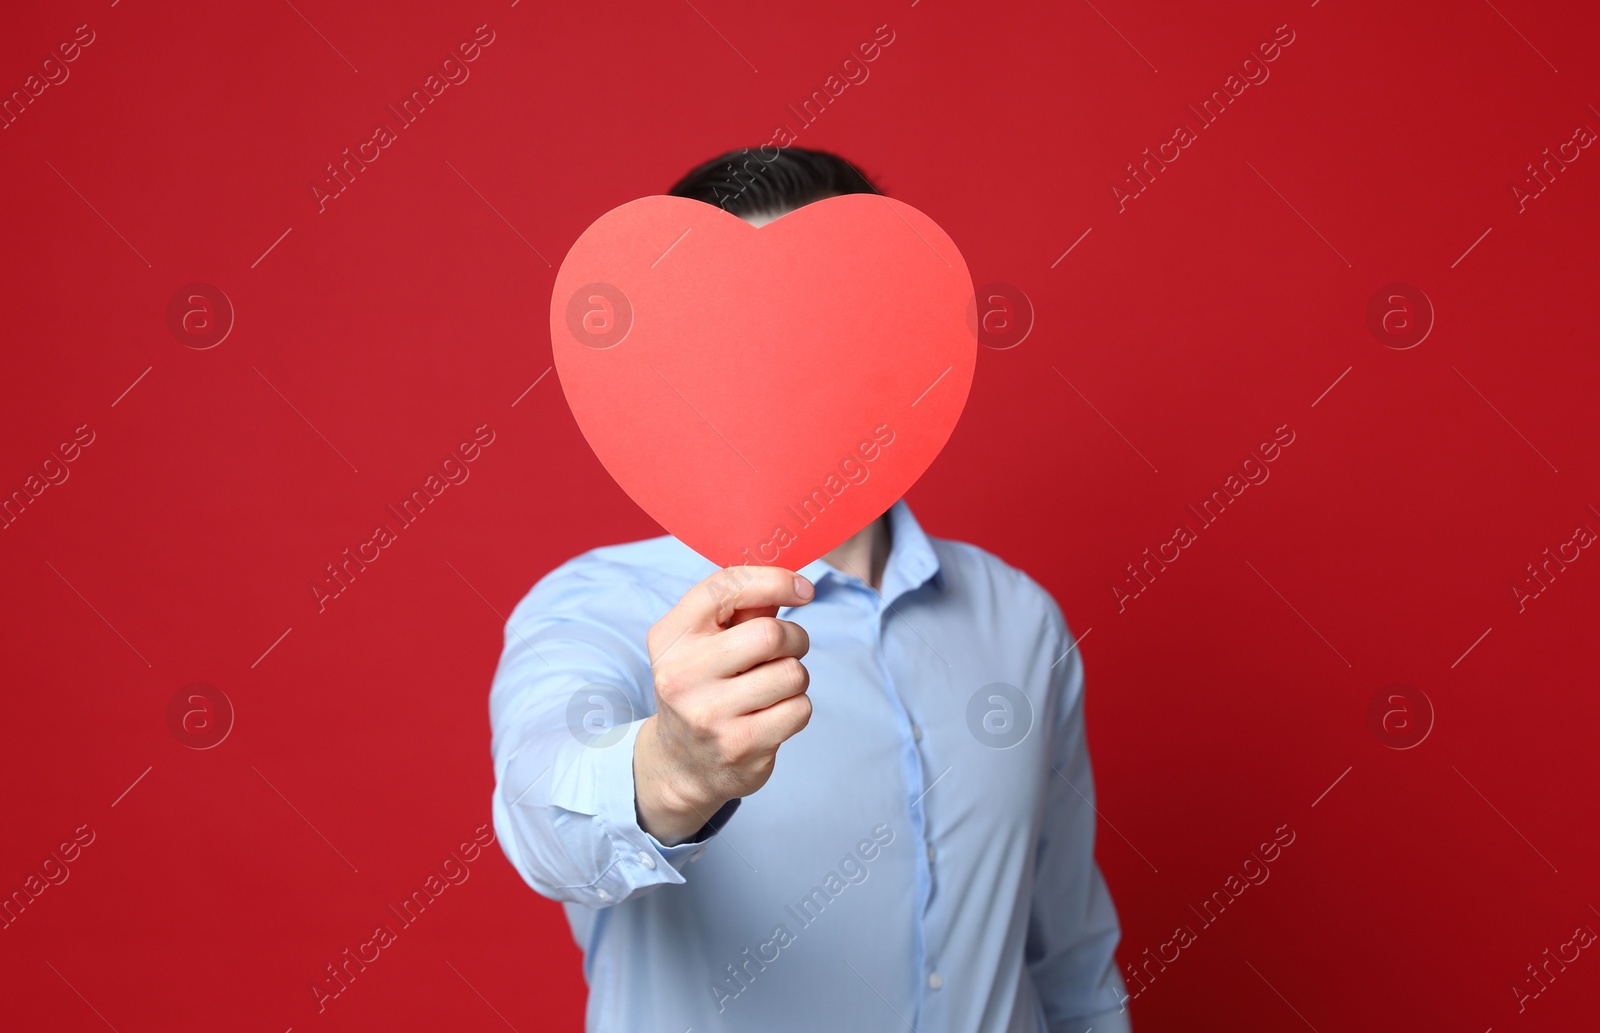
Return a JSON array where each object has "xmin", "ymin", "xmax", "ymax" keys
[{"xmin": 633, "ymin": 716, "xmax": 726, "ymax": 846}]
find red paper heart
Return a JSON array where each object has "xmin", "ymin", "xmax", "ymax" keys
[{"xmin": 550, "ymin": 193, "xmax": 976, "ymax": 570}]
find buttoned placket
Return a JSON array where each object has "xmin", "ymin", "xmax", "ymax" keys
[
  {"xmin": 856, "ymin": 570, "xmax": 941, "ymax": 1033},
  {"xmin": 796, "ymin": 502, "xmax": 947, "ymax": 1030}
]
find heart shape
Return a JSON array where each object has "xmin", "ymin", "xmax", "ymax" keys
[{"xmin": 550, "ymin": 193, "xmax": 976, "ymax": 570}]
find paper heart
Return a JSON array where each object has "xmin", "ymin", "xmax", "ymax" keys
[{"xmin": 550, "ymin": 193, "xmax": 976, "ymax": 570}]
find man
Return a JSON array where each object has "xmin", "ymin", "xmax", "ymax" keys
[{"xmin": 488, "ymin": 147, "xmax": 1131, "ymax": 1032}]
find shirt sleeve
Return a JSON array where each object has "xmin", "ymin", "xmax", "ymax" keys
[
  {"xmin": 1026, "ymin": 601, "xmax": 1134, "ymax": 1033},
  {"xmin": 487, "ymin": 560, "xmax": 738, "ymax": 910}
]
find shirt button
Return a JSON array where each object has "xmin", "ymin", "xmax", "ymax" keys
[
  {"xmin": 637, "ymin": 851, "xmax": 656, "ymax": 870},
  {"xmin": 596, "ymin": 888, "xmax": 611, "ymax": 902},
  {"xmin": 690, "ymin": 848, "xmax": 705, "ymax": 863},
  {"xmin": 926, "ymin": 845, "xmax": 936, "ymax": 863},
  {"xmin": 928, "ymin": 971, "xmax": 943, "ymax": 990},
  {"xmin": 911, "ymin": 725, "xmax": 923, "ymax": 742}
]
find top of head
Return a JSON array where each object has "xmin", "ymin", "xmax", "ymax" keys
[{"xmin": 666, "ymin": 145, "xmax": 884, "ymax": 226}]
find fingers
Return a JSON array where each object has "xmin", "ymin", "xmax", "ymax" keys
[
  {"xmin": 703, "ymin": 616, "xmax": 810, "ymax": 678},
  {"xmin": 724, "ymin": 654, "xmax": 810, "ymax": 712},
  {"xmin": 726, "ymin": 605, "xmax": 778, "ymax": 627},
  {"xmin": 659, "ymin": 617, "xmax": 809, "ymax": 711},
  {"xmin": 742, "ymin": 691, "xmax": 813, "ymax": 747},
  {"xmin": 654, "ymin": 566, "xmax": 814, "ymax": 647}
]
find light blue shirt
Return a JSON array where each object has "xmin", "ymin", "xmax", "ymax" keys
[{"xmin": 488, "ymin": 500, "xmax": 1131, "ymax": 1032}]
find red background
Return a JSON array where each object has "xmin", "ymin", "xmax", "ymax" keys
[{"xmin": 3, "ymin": 1, "xmax": 1598, "ymax": 1030}]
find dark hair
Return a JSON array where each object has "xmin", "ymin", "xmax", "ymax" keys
[{"xmin": 667, "ymin": 146, "xmax": 882, "ymax": 219}]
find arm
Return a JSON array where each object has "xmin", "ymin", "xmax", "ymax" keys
[
  {"xmin": 488, "ymin": 567, "xmax": 720, "ymax": 909},
  {"xmin": 1026, "ymin": 603, "xmax": 1133, "ymax": 1033},
  {"xmin": 488, "ymin": 561, "xmax": 814, "ymax": 909}
]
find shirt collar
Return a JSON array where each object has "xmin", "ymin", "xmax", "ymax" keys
[{"xmin": 796, "ymin": 498, "xmax": 944, "ymax": 605}]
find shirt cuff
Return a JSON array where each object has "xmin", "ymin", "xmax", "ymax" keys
[{"xmin": 581, "ymin": 718, "xmax": 740, "ymax": 905}]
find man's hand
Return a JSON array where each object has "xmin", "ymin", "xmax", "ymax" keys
[{"xmin": 633, "ymin": 566, "xmax": 815, "ymax": 846}]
